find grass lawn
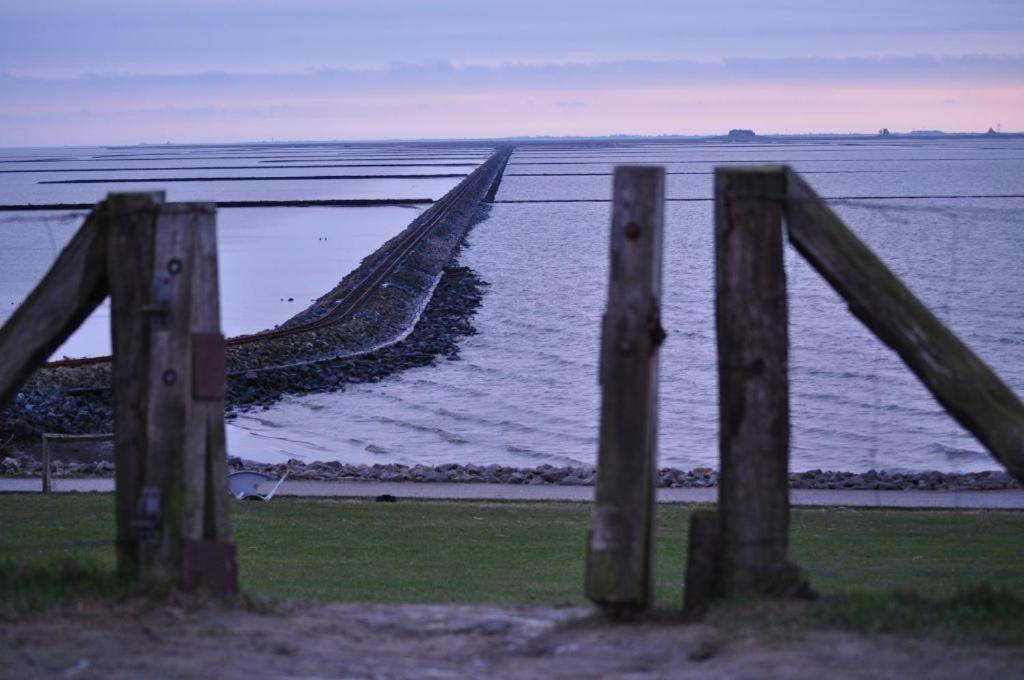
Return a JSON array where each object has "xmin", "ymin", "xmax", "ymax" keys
[{"xmin": 1, "ymin": 494, "xmax": 1021, "ymax": 605}]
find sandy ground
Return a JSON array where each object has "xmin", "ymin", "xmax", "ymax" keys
[{"xmin": 2, "ymin": 601, "xmax": 1022, "ymax": 679}]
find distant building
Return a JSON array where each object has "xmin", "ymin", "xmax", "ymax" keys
[
  {"xmin": 878, "ymin": 128, "xmax": 891, "ymax": 137},
  {"xmin": 727, "ymin": 129, "xmax": 756, "ymax": 140}
]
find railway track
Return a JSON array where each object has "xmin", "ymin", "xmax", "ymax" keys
[{"xmin": 46, "ymin": 147, "xmax": 511, "ymax": 370}]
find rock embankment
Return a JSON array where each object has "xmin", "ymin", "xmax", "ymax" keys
[{"xmin": 1, "ymin": 452, "xmax": 1017, "ymax": 492}]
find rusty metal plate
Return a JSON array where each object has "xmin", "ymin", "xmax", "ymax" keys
[
  {"xmin": 183, "ymin": 539, "xmax": 238, "ymax": 595},
  {"xmin": 192, "ymin": 332, "xmax": 225, "ymax": 400}
]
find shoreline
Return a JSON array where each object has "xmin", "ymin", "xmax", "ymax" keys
[{"xmin": 0, "ymin": 453, "xmax": 1017, "ymax": 492}]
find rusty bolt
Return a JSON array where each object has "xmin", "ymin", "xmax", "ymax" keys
[{"xmin": 624, "ymin": 222, "xmax": 641, "ymax": 240}]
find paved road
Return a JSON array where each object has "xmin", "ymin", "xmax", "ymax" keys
[{"xmin": 2, "ymin": 477, "xmax": 1022, "ymax": 509}]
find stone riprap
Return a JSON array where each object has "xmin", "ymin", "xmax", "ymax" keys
[{"xmin": 0, "ymin": 452, "xmax": 1017, "ymax": 492}]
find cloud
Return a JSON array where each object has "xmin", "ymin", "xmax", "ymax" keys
[{"xmin": 5, "ymin": 54, "xmax": 1023, "ymax": 95}]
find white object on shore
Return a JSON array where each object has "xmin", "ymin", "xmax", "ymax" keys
[{"xmin": 227, "ymin": 470, "xmax": 288, "ymax": 501}]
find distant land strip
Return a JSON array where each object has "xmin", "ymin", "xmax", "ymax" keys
[
  {"xmin": 507, "ymin": 157, "xmax": 1024, "ymax": 165},
  {"xmin": 61, "ymin": 155, "xmax": 489, "ymax": 163},
  {"xmin": 505, "ymin": 170, "xmax": 907, "ymax": 176},
  {"xmin": 257, "ymin": 156, "xmax": 488, "ymax": 163},
  {"xmin": 0, "ymin": 163, "xmax": 479, "ymax": 173},
  {"xmin": 49, "ymin": 156, "xmax": 485, "ymax": 164},
  {"xmin": 492, "ymin": 194, "xmax": 1024, "ymax": 203},
  {"xmin": 0, "ymin": 198, "xmax": 434, "ymax": 211},
  {"xmin": 40, "ymin": 173, "xmax": 469, "ymax": 184}
]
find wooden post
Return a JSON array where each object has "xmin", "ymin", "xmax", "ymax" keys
[
  {"xmin": 585, "ymin": 166, "xmax": 665, "ymax": 614},
  {"xmin": 39, "ymin": 433, "xmax": 113, "ymax": 495},
  {"xmin": 785, "ymin": 170, "xmax": 1024, "ymax": 485},
  {"xmin": 107, "ymin": 192, "xmax": 164, "ymax": 578},
  {"xmin": 181, "ymin": 205, "xmax": 236, "ymax": 593},
  {"xmin": 108, "ymin": 197, "xmax": 235, "ymax": 592},
  {"xmin": 683, "ymin": 510, "xmax": 721, "ymax": 615},
  {"xmin": 41, "ymin": 436, "xmax": 51, "ymax": 494},
  {"xmin": 714, "ymin": 167, "xmax": 802, "ymax": 596},
  {"xmin": 141, "ymin": 203, "xmax": 236, "ymax": 591},
  {"xmin": 0, "ymin": 192, "xmax": 234, "ymax": 591}
]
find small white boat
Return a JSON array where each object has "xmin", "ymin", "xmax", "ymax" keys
[{"xmin": 227, "ymin": 470, "xmax": 288, "ymax": 501}]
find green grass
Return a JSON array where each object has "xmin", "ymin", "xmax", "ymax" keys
[{"xmin": 1, "ymin": 494, "xmax": 1022, "ymax": 639}]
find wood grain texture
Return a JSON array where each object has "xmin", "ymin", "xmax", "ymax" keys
[
  {"xmin": 785, "ymin": 169, "xmax": 1024, "ymax": 485},
  {"xmin": 585, "ymin": 166, "xmax": 665, "ymax": 612},
  {"xmin": 715, "ymin": 167, "xmax": 799, "ymax": 596},
  {"xmin": 186, "ymin": 206, "xmax": 233, "ymax": 545},
  {"xmin": 143, "ymin": 206, "xmax": 195, "ymax": 582},
  {"xmin": 107, "ymin": 192, "xmax": 164, "ymax": 577},
  {"xmin": 0, "ymin": 208, "xmax": 109, "ymax": 408}
]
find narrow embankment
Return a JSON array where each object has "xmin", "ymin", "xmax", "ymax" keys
[{"xmin": 0, "ymin": 146, "xmax": 515, "ymax": 440}]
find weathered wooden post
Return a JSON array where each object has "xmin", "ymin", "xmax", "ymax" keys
[
  {"xmin": 40, "ymin": 433, "xmax": 114, "ymax": 494},
  {"xmin": 712, "ymin": 167, "xmax": 804, "ymax": 597},
  {"xmin": 585, "ymin": 166, "xmax": 666, "ymax": 614},
  {"xmin": 0, "ymin": 193, "xmax": 235, "ymax": 593},
  {"xmin": 109, "ymin": 198, "xmax": 236, "ymax": 592},
  {"xmin": 107, "ymin": 192, "xmax": 163, "ymax": 578}
]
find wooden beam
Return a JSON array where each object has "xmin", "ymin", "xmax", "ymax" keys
[
  {"xmin": 107, "ymin": 192, "xmax": 164, "ymax": 578},
  {"xmin": 715, "ymin": 167, "xmax": 803, "ymax": 596},
  {"xmin": 0, "ymin": 207, "xmax": 109, "ymax": 409},
  {"xmin": 785, "ymin": 169, "xmax": 1024, "ymax": 485},
  {"xmin": 585, "ymin": 166, "xmax": 665, "ymax": 613}
]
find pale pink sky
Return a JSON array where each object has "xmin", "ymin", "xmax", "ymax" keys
[{"xmin": 1, "ymin": 1, "xmax": 1022, "ymax": 145}]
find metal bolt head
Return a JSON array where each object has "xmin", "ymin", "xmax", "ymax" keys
[
  {"xmin": 162, "ymin": 369, "xmax": 177, "ymax": 386},
  {"xmin": 167, "ymin": 258, "xmax": 183, "ymax": 275},
  {"xmin": 624, "ymin": 222, "xmax": 641, "ymax": 240}
]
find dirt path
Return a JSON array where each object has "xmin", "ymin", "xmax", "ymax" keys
[{"xmin": 2, "ymin": 602, "xmax": 1021, "ymax": 679}]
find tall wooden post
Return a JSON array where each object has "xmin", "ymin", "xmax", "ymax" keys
[
  {"xmin": 585, "ymin": 166, "xmax": 665, "ymax": 614},
  {"xmin": 145, "ymin": 204, "xmax": 236, "ymax": 591},
  {"xmin": 714, "ymin": 167, "xmax": 802, "ymax": 596},
  {"xmin": 109, "ymin": 198, "xmax": 235, "ymax": 592},
  {"xmin": 108, "ymin": 192, "xmax": 164, "ymax": 578}
]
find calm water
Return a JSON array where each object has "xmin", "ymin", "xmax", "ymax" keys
[
  {"xmin": 228, "ymin": 139, "xmax": 1024, "ymax": 473},
  {"xmin": 3, "ymin": 140, "xmax": 1022, "ymax": 473}
]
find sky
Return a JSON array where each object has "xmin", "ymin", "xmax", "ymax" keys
[{"xmin": 1, "ymin": 0, "xmax": 1023, "ymax": 145}]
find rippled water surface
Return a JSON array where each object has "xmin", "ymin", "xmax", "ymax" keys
[{"xmin": 229, "ymin": 139, "xmax": 1024, "ymax": 473}]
